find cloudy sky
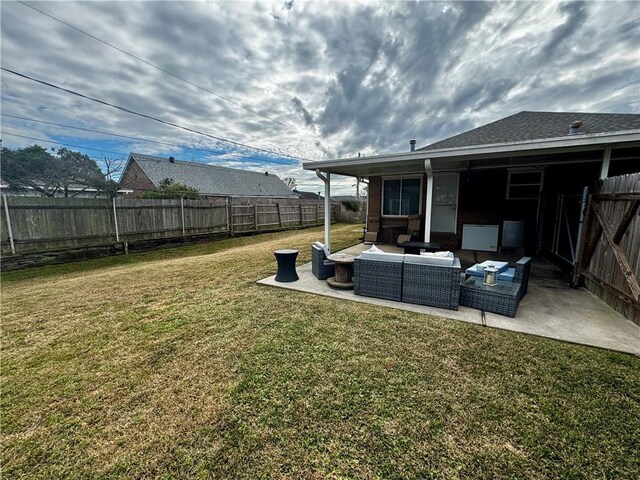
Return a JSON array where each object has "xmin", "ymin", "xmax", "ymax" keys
[{"xmin": 1, "ymin": 1, "xmax": 639, "ymax": 195}]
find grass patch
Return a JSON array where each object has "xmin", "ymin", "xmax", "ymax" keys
[{"xmin": 2, "ymin": 223, "xmax": 639, "ymax": 478}]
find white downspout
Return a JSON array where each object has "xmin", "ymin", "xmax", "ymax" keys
[
  {"xmin": 316, "ymin": 169, "xmax": 331, "ymax": 252},
  {"xmin": 424, "ymin": 159, "xmax": 433, "ymax": 243}
]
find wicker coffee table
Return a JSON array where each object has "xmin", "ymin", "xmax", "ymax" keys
[{"xmin": 460, "ymin": 276, "xmax": 521, "ymax": 318}]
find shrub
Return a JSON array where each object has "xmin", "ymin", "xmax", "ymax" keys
[
  {"xmin": 341, "ymin": 200, "xmax": 360, "ymax": 212},
  {"xmin": 141, "ymin": 178, "xmax": 200, "ymax": 199}
]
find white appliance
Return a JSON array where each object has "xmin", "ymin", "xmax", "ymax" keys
[
  {"xmin": 502, "ymin": 221, "xmax": 525, "ymax": 248},
  {"xmin": 462, "ymin": 224, "xmax": 499, "ymax": 252}
]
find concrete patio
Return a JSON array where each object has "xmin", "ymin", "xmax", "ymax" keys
[{"xmin": 258, "ymin": 243, "xmax": 640, "ymax": 355}]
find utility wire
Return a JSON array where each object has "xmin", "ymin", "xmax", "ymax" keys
[
  {"xmin": 1, "ymin": 67, "xmax": 311, "ymax": 162},
  {"xmin": 2, "ymin": 132, "xmax": 129, "ymax": 157},
  {"xmin": 0, "ymin": 113, "xmax": 298, "ymax": 166},
  {"xmin": 17, "ymin": 0, "xmax": 292, "ymax": 129}
]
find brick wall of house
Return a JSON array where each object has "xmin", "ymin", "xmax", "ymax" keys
[
  {"xmin": 367, "ymin": 176, "xmax": 382, "ymax": 225},
  {"xmin": 119, "ymin": 160, "xmax": 156, "ymax": 197}
]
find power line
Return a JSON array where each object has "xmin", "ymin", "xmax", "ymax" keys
[
  {"xmin": 1, "ymin": 67, "xmax": 312, "ymax": 163},
  {"xmin": 17, "ymin": 0, "xmax": 293, "ymax": 130},
  {"xmin": 2, "ymin": 132, "xmax": 129, "ymax": 157},
  {"xmin": 0, "ymin": 113, "xmax": 298, "ymax": 166}
]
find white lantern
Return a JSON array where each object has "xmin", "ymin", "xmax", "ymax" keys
[{"xmin": 484, "ymin": 265, "xmax": 498, "ymax": 286}]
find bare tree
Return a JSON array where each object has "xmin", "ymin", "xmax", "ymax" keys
[
  {"xmin": 283, "ymin": 177, "xmax": 297, "ymax": 190},
  {"xmin": 103, "ymin": 155, "xmax": 126, "ymax": 182}
]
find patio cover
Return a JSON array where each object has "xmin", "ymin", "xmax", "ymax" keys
[{"xmin": 303, "ymin": 129, "xmax": 640, "ymax": 249}]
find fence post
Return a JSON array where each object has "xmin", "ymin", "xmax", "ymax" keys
[
  {"xmin": 229, "ymin": 197, "xmax": 234, "ymax": 233},
  {"xmin": 316, "ymin": 203, "xmax": 320, "ymax": 224},
  {"xmin": 300, "ymin": 204, "xmax": 304, "ymax": 225},
  {"xmin": 254, "ymin": 203, "xmax": 259, "ymax": 230},
  {"xmin": 225, "ymin": 197, "xmax": 230, "ymax": 232},
  {"xmin": 112, "ymin": 197, "xmax": 120, "ymax": 242},
  {"xmin": 277, "ymin": 203, "xmax": 283, "ymax": 228},
  {"xmin": 181, "ymin": 197, "xmax": 186, "ymax": 235},
  {"xmin": 2, "ymin": 195, "xmax": 16, "ymax": 255}
]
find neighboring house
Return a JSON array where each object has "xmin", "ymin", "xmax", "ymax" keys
[
  {"xmin": 120, "ymin": 153, "xmax": 297, "ymax": 199},
  {"xmin": 293, "ymin": 189, "xmax": 324, "ymax": 200},
  {"xmin": 303, "ymin": 111, "xmax": 640, "ymax": 267},
  {"xmin": 332, "ymin": 195, "xmax": 367, "ymax": 203}
]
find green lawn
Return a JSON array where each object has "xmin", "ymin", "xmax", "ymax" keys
[{"xmin": 2, "ymin": 224, "xmax": 639, "ymax": 479}]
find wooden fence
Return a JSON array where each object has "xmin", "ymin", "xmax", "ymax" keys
[
  {"xmin": 575, "ymin": 173, "xmax": 640, "ymax": 324},
  {"xmin": 0, "ymin": 195, "xmax": 335, "ymax": 256}
]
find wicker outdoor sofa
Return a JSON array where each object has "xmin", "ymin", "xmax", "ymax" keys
[
  {"xmin": 354, "ymin": 250, "xmax": 461, "ymax": 309},
  {"xmin": 354, "ymin": 252, "xmax": 405, "ymax": 302}
]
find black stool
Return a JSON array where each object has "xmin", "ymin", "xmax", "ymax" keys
[{"xmin": 274, "ymin": 249, "xmax": 299, "ymax": 282}]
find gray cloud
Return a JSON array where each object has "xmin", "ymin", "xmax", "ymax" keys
[
  {"xmin": 540, "ymin": 2, "xmax": 589, "ymax": 58},
  {"xmin": 291, "ymin": 96, "xmax": 316, "ymax": 129}
]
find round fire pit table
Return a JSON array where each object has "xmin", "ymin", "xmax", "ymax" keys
[
  {"xmin": 274, "ymin": 249, "xmax": 299, "ymax": 282},
  {"xmin": 326, "ymin": 253, "xmax": 355, "ymax": 289}
]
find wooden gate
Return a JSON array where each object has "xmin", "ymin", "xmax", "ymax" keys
[{"xmin": 575, "ymin": 173, "xmax": 640, "ymax": 324}]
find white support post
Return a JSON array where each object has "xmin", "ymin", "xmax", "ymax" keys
[
  {"xmin": 112, "ymin": 197, "xmax": 120, "ymax": 242},
  {"xmin": 423, "ymin": 159, "xmax": 434, "ymax": 243},
  {"xmin": 2, "ymin": 195, "xmax": 16, "ymax": 255},
  {"xmin": 316, "ymin": 169, "xmax": 331, "ymax": 251},
  {"xmin": 180, "ymin": 197, "xmax": 186, "ymax": 235},
  {"xmin": 325, "ymin": 172, "xmax": 330, "ymax": 250},
  {"xmin": 600, "ymin": 145, "xmax": 611, "ymax": 179}
]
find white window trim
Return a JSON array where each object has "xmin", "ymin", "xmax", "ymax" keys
[
  {"xmin": 381, "ymin": 175, "xmax": 423, "ymax": 218},
  {"xmin": 506, "ymin": 169, "xmax": 544, "ymax": 200}
]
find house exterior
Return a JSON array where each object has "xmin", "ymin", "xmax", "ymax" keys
[
  {"xmin": 303, "ymin": 111, "xmax": 640, "ymax": 266},
  {"xmin": 120, "ymin": 153, "xmax": 297, "ymax": 199}
]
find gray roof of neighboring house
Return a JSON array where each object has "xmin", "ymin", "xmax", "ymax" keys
[
  {"xmin": 293, "ymin": 189, "xmax": 323, "ymax": 200},
  {"xmin": 421, "ymin": 111, "xmax": 640, "ymax": 151},
  {"xmin": 129, "ymin": 153, "xmax": 296, "ymax": 197}
]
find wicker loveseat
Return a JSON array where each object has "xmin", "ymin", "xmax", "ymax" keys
[
  {"xmin": 353, "ymin": 249, "xmax": 461, "ymax": 310},
  {"xmin": 311, "ymin": 243, "xmax": 335, "ymax": 280},
  {"xmin": 459, "ymin": 257, "xmax": 532, "ymax": 317}
]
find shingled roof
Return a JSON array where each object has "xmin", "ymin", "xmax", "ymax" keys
[
  {"xmin": 421, "ymin": 111, "xmax": 640, "ymax": 151},
  {"xmin": 129, "ymin": 153, "xmax": 296, "ymax": 197}
]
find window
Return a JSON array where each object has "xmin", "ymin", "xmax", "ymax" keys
[
  {"xmin": 382, "ymin": 178, "xmax": 421, "ymax": 216},
  {"xmin": 506, "ymin": 170, "xmax": 543, "ymax": 200}
]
